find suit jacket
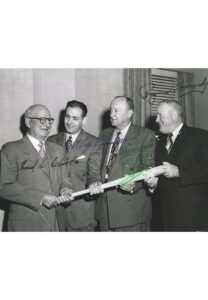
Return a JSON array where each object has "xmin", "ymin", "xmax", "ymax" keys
[
  {"xmin": 0, "ymin": 135, "xmax": 72, "ymax": 231},
  {"xmin": 48, "ymin": 130, "xmax": 102, "ymax": 230},
  {"xmin": 95, "ymin": 124, "xmax": 156, "ymax": 229},
  {"xmin": 156, "ymin": 124, "xmax": 208, "ymax": 231}
]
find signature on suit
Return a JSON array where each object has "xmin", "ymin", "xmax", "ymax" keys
[
  {"xmin": 118, "ymin": 139, "xmax": 155, "ymax": 171},
  {"xmin": 14, "ymin": 156, "xmax": 82, "ymax": 172},
  {"xmin": 16, "ymin": 159, "xmax": 46, "ymax": 172},
  {"xmin": 95, "ymin": 138, "xmax": 124, "ymax": 146}
]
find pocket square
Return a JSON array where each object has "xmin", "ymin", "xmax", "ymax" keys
[{"xmin": 76, "ymin": 155, "xmax": 86, "ymax": 161}]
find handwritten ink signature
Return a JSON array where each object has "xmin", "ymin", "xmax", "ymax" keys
[
  {"xmin": 178, "ymin": 76, "xmax": 208, "ymax": 96},
  {"xmin": 95, "ymin": 138, "xmax": 124, "ymax": 147},
  {"xmin": 14, "ymin": 156, "xmax": 81, "ymax": 172},
  {"xmin": 138, "ymin": 76, "xmax": 208, "ymax": 104},
  {"xmin": 116, "ymin": 140, "xmax": 155, "ymax": 174}
]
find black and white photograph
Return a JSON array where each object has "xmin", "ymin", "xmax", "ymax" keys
[
  {"xmin": 1, "ymin": 68, "xmax": 208, "ymax": 232},
  {"xmin": 1, "ymin": 1, "xmax": 208, "ymax": 300}
]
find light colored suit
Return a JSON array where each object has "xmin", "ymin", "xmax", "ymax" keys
[
  {"xmin": 95, "ymin": 124, "xmax": 155, "ymax": 230},
  {"xmin": 48, "ymin": 130, "xmax": 102, "ymax": 231},
  {"xmin": 0, "ymin": 135, "xmax": 72, "ymax": 231}
]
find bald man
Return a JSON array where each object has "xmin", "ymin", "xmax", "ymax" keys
[
  {"xmin": 90, "ymin": 96, "xmax": 156, "ymax": 231},
  {"xmin": 146, "ymin": 100, "xmax": 208, "ymax": 231},
  {"xmin": 0, "ymin": 104, "xmax": 73, "ymax": 231}
]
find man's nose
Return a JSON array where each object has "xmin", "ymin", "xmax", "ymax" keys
[
  {"xmin": 66, "ymin": 118, "xmax": 72, "ymax": 124},
  {"xmin": 44, "ymin": 120, "xmax": 51, "ymax": 127}
]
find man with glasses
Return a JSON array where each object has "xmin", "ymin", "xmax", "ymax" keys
[
  {"xmin": 0, "ymin": 104, "xmax": 74, "ymax": 231},
  {"xmin": 48, "ymin": 100, "xmax": 102, "ymax": 231}
]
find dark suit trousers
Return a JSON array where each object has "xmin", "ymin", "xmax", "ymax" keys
[{"xmin": 98, "ymin": 198, "xmax": 150, "ymax": 232}]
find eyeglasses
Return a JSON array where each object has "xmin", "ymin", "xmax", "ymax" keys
[{"xmin": 28, "ymin": 117, "xmax": 54, "ymax": 125}]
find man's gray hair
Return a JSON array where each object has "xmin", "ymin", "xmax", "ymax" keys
[{"xmin": 25, "ymin": 104, "xmax": 49, "ymax": 119}]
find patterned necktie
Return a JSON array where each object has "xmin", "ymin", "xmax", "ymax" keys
[
  {"xmin": 166, "ymin": 133, "xmax": 173, "ymax": 153},
  {"xmin": 105, "ymin": 131, "xmax": 122, "ymax": 179},
  {"xmin": 65, "ymin": 135, "xmax": 73, "ymax": 153},
  {"xmin": 38, "ymin": 141, "xmax": 46, "ymax": 158}
]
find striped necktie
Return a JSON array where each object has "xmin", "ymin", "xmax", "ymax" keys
[
  {"xmin": 38, "ymin": 141, "xmax": 46, "ymax": 158},
  {"xmin": 105, "ymin": 131, "xmax": 122, "ymax": 179},
  {"xmin": 65, "ymin": 135, "xmax": 73, "ymax": 153},
  {"xmin": 166, "ymin": 133, "xmax": 173, "ymax": 153}
]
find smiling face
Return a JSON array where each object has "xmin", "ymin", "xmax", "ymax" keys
[
  {"xmin": 64, "ymin": 106, "xmax": 86, "ymax": 134},
  {"xmin": 156, "ymin": 102, "xmax": 176, "ymax": 134},
  {"xmin": 110, "ymin": 97, "xmax": 133, "ymax": 130},
  {"xmin": 26, "ymin": 106, "xmax": 52, "ymax": 141}
]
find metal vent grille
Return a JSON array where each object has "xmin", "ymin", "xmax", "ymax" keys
[{"xmin": 151, "ymin": 69, "xmax": 178, "ymax": 115}]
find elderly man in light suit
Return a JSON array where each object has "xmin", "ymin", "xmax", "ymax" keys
[
  {"xmin": 0, "ymin": 104, "xmax": 73, "ymax": 231},
  {"xmin": 90, "ymin": 96, "xmax": 156, "ymax": 231},
  {"xmin": 48, "ymin": 100, "xmax": 102, "ymax": 231}
]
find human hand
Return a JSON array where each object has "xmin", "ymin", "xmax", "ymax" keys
[
  {"xmin": 41, "ymin": 194, "xmax": 59, "ymax": 209},
  {"xmin": 162, "ymin": 162, "xmax": 179, "ymax": 178},
  {"xmin": 144, "ymin": 176, "xmax": 158, "ymax": 193},
  {"xmin": 119, "ymin": 175, "xmax": 135, "ymax": 193},
  {"xmin": 59, "ymin": 188, "xmax": 74, "ymax": 204},
  {"xmin": 89, "ymin": 182, "xmax": 104, "ymax": 195}
]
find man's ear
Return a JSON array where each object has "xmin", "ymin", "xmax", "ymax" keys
[
  {"xmin": 172, "ymin": 111, "xmax": 178, "ymax": 121},
  {"xmin": 25, "ymin": 117, "xmax": 30, "ymax": 128},
  {"xmin": 128, "ymin": 109, "xmax": 133, "ymax": 119},
  {"xmin": 82, "ymin": 116, "xmax": 87, "ymax": 125}
]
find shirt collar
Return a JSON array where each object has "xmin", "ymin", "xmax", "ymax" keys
[
  {"xmin": 27, "ymin": 133, "xmax": 45, "ymax": 151},
  {"xmin": 171, "ymin": 123, "xmax": 183, "ymax": 139},
  {"xmin": 115, "ymin": 122, "xmax": 131, "ymax": 138},
  {"xmin": 66, "ymin": 130, "xmax": 81, "ymax": 144}
]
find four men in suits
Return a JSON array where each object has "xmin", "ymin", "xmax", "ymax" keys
[
  {"xmin": 0, "ymin": 104, "xmax": 74, "ymax": 231},
  {"xmin": 48, "ymin": 100, "xmax": 102, "ymax": 231},
  {"xmin": 146, "ymin": 100, "xmax": 208, "ymax": 231},
  {"xmin": 1, "ymin": 99, "xmax": 208, "ymax": 232},
  {"xmin": 90, "ymin": 96, "xmax": 156, "ymax": 231}
]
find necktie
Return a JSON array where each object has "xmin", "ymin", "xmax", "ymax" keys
[
  {"xmin": 65, "ymin": 135, "xmax": 73, "ymax": 153},
  {"xmin": 105, "ymin": 131, "xmax": 122, "ymax": 179},
  {"xmin": 166, "ymin": 133, "xmax": 173, "ymax": 153},
  {"xmin": 38, "ymin": 141, "xmax": 46, "ymax": 158}
]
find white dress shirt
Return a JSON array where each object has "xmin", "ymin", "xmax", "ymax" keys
[
  {"xmin": 171, "ymin": 123, "xmax": 183, "ymax": 143},
  {"xmin": 27, "ymin": 133, "xmax": 46, "ymax": 153},
  {"xmin": 65, "ymin": 131, "xmax": 81, "ymax": 145},
  {"xmin": 106, "ymin": 122, "xmax": 131, "ymax": 166}
]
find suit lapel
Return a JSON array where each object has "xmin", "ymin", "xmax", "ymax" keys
[
  {"xmin": 118, "ymin": 124, "xmax": 135, "ymax": 152},
  {"xmin": 66, "ymin": 129, "xmax": 90, "ymax": 162},
  {"xmin": 102, "ymin": 128, "xmax": 114, "ymax": 169},
  {"xmin": 23, "ymin": 135, "xmax": 50, "ymax": 177},
  {"xmin": 169, "ymin": 125, "xmax": 188, "ymax": 159},
  {"xmin": 54, "ymin": 132, "xmax": 66, "ymax": 148}
]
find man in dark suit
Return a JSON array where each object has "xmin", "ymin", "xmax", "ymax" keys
[
  {"xmin": 48, "ymin": 100, "xmax": 102, "ymax": 231},
  {"xmin": 90, "ymin": 96, "xmax": 156, "ymax": 231},
  {"xmin": 146, "ymin": 100, "xmax": 208, "ymax": 231},
  {"xmin": 0, "ymin": 104, "xmax": 74, "ymax": 231}
]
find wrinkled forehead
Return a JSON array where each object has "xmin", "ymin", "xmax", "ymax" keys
[
  {"xmin": 111, "ymin": 98, "xmax": 128, "ymax": 110},
  {"xmin": 31, "ymin": 106, "xmax": 50, "ymax": 117}
]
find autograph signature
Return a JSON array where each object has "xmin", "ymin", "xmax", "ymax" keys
[
  {"xmin": 138, "ymin": 76, "xmax": 208, "ymax": 104},
  {"xmin": 14, "ymin": 156, "xmax": 81, "ymax": 172}
]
